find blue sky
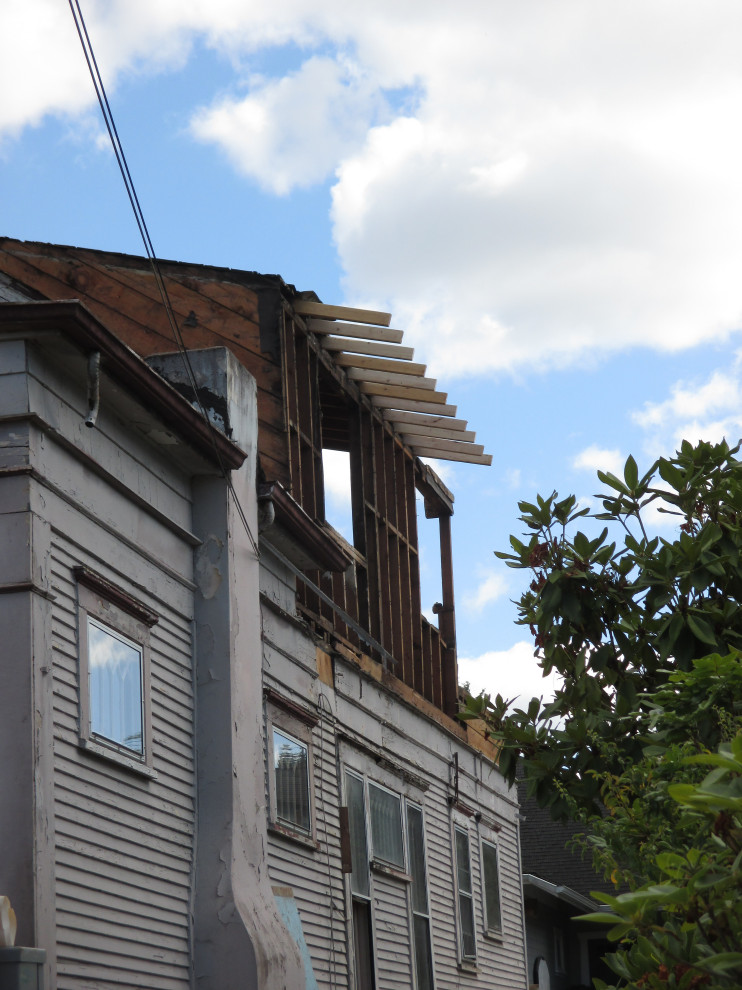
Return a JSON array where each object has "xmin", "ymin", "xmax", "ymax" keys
[{"xmin": 3, "ymin": 0, "xmax": 742, "ymax": 706}]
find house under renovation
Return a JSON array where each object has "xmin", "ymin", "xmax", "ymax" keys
[{"xmin": 0, "ymin": 238, "xmax": 527, "ymax": 990}]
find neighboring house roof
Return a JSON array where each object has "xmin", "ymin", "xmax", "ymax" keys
[{"xmin": 518, "ymin": 783, "xmax": 614, "ymax": 902}]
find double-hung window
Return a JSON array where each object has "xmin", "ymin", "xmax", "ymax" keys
[
  {"xmin": 454, "ymin": 826, "xmax": 476, "ymax": 961},
  {"xmin": 407, "ymin": 803, "xmax": 434, "ymax": 990}
]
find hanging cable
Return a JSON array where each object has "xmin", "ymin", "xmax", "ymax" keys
[{"xmin": 67, "ymin": 0, "xmax": 260, "ymax": 557}]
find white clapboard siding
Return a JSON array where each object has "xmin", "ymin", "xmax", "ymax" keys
[
  {"xmin": 51, "ymin": 535, "xmax": 195, "ymax": 990},
  {"xmin": 372, "ymin": 873, "xmax": 413, "ymax": 990}
]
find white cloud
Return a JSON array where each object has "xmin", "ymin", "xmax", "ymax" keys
[
  {"xmin": 6, "ymin": 1, "xmax": 742, "ymax": 375},
  {"xmin": 572, "ymin": 445, "xmax": 623, "ymax": 478},
  {"xmin": 191, "ymin": 56, "xmax": 389, "ymax": 195},
  {"xmin": 458, "ymin": 641, "xmax": 562, "ymax": 710},
  {"xmin": 321, "ymin": 448, "xmax": 351, "ymax": 506},
  {"xmin": 463, "ymin": 571, "xmax": 508, "ymax": 614},
  {"xmin": 633, "ymin": 369, "xmax": 742, "ymax": 458},
  {"xmin": 505, "ymin": 468, "xmax": 521, "ymax": 489}
]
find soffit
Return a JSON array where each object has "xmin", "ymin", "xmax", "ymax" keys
[{"xmin": 293, "ymin": 300, "xmax": 491, "ymax": 467}]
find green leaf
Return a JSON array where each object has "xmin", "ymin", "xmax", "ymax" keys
[
  {"xmin": 686, "ymin": 613, "xmax": 718, "ymax": 647},
  {"xmin": 597, "ymin": 470, "xmax": 630, "ymax": 495},
  {"xmin": 624, "ymin": 454, "xmax": 639, "ymax": 490}
]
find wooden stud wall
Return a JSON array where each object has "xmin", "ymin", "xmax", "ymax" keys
[{"xmin": 282, "ymin": 314, "xmax": 455, "ymax": 711}]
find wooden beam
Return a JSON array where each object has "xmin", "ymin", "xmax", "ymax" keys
[
  {"xmin": 293, "ymin": 300, "xmax": 391, "ymax": 327},
  {"xmin": 384, "ymin": 411, "xmax": 469, "ymax": 431},
  {"xmin": 345, "ymin": 367, "xmax": 437, "ymax": 390},
  {"xmin": 371, "ymin": 396, "xmax": 457, "ymax": 417},
  {"xmin": 334, "ymin": 354, "xmax": 427, "ymax": 377},
  {"xmin": 321, "ymin": 337, "xmax": 414, "ymax": 361},
  {"xmin": 399, "ymin": 426, "xmax": 477, "ymax": 442},
  {"xmin": 359, "ymin": 383, "xmax": 448, "ymax": 404},
  {"xmin": 308, "ymin": 318, "xmax": 403, "ymax": 344},
  {"xmin": 404, "ymin": 437, "xmax": 484, "ymax": 457},
  {"xmin": 414, "ymin": 445, "xmax": 493, "ymax": 466}
]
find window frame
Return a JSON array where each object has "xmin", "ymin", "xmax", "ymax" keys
[
  {"xmin": 480, "ymin": 837, "xmax": 503, "ymax": 938},
  {"xmin": 75, "ymin": 566, "xmax": 157, "ymax": 777},
  {"xmin": 453, "ymin": 824, "xmax": 477, "ymax": 964},
  {"xmin": 271, "ymin": 725, "xmax": 312, "ymax": 836},
  {"xmin": 406, "ymin": 800, "xmax": 435, "ymax": 990},
  {"xmin": 265, "ymin": 694, "xmax": 319, "ymax": 847}
]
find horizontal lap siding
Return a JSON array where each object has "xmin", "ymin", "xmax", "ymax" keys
[{"xmin": 51, "ymin": 536, "xmax": 194, "ymax": 990}]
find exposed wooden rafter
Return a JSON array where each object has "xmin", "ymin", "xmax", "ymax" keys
[
  {"xmin": 334, "ymin": 354, "xmax": 427, "ymax": 377},
  {"xmin": 298, "ymin": 297, "xmax": 491, "ymax": 466},
  {"xmin": 370, "ymin": 396, "xmax": 458, "ymax": 417},
  {"xmin": 359, "ymin": 382, "xmax": 449, "ymax": 405},
  {"xmin": 321, "ymin": 337, "xmax": 415, "ymax": 361},
  {"xmin": 307, "ymin": 317, "xmax": 403, "ymax": 344},
  {"xmin": 293, "ymin": 300, "xmax": 391, "ymax": 327}
]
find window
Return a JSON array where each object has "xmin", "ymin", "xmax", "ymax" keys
[
  {"xmin": 454, "ymin": 827, "xmax": 476, "ymax": 961},
  {"xmin": 407, "ymin": 803, "xmax": 433, "ymax": 990},
  {"xmin": 75, "ymin": 566, "xmax": 157, "ymax": 774},
  {"xmin": 344, "ymin": 767, "xmax": 433, "ymax": 990},
  {"xmin": 88, "ymin": 618, "xmax": 144, "ymax": 753},
  {"xmin": 273, "ymin": 727, "xmax": 311, "ymax": 834},
  {"xmin": 481, "ymin": 840, "xmax": 502, "ymax": 935},
  {"xmin": 265, "ymin": 690, "xmax": 319, "ymax": 844},
  {"xmin": 346, "ymin": 771, "xmax": 375, "ymax": 990},
  {"xmin": 368, "ymin": 782, "xmax": 404, "ymax": 869}
]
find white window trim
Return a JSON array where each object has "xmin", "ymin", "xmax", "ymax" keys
[
  {"xmin": 75, "ymin": 567, "xmax": 157, "ymax": 778},
  {"xmin": 453, "ymin": 823, "xmax": 477, "ymax": 965}
]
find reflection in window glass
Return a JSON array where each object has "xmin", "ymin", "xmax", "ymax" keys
[
  {"xmin": 455, "ymin": 828, "xmax": 476, "ymax": 959},
  {"xmin": 88, "ymin": 618, "xmax": 143, "ymax": 753},
  {"xmin": 273, "ymin": 729, "xmax": 311, "ymax": 832},
  {"xmin": 369, "ymin": 783, "xmax": 404, "ymax": 868},
  {"xmin": 482, "ymin": 840, "xmax": 502, "ymax": 933}
]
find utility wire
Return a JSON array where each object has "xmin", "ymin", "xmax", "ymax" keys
[{"xmin": 67, "ymin": 0, "xmax": 260, "ymax": 558}]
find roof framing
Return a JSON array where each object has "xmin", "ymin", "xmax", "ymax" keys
[{"xmin": 296, "ymin": 301, "xmax": 492, "ymax": 466}]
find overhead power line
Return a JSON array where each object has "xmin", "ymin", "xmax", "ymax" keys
[{"xmin": 67, "ymin": 0, "xmax": 260, "ymax": 557}]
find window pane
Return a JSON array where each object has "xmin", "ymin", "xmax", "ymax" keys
[
  {"xmin": 369, "ymin": 783, "xmax": 404, "ymax": 868},
  {"xmin": 455, "ymin": 829, "xmax": 472, "ymax": 894},
  {"xmin": 273, "ymin": 729, "xmax": 310, "ymax": 832},
  {"xmin": 413, "ymin": 914, "xmax": 434, "ymax": 990},
  {"xmin": 406, "ymin": 805, "xmax": 428, "ymax": 915},
  {"xmin": 346, "ymin": 773, "xmax": 370, "ymax": 897},
  {"xmin": 459, "ymin": 892, "xmax": 476, "ymax": 959},
  {"xmin": 88, "ymin": 618, "xmax": 143, "ymax": 753},
  {"xmin": 482, "ymin": 841, "xmax": 502, "ymax": 932}
]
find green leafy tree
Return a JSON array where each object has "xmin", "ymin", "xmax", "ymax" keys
[
  {"xmin": 460, "ymin": 439, "xmax": 742, "ymax": 988},
  {"xmin": 464, "ymin": 439, "xmax": 742, "ymax": 816}
]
